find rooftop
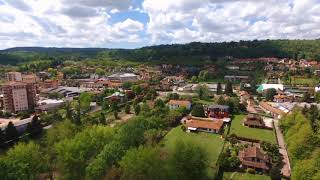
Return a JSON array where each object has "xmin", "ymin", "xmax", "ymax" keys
[{"xmin": 186, "ymin": 119, "xmax": 224, "ymax": 130}]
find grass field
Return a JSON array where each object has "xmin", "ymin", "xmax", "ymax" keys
[
  {"xmin": 223, "ymin": 172, "xmax": 270, "ymax": 180},
  {"xmin": 288, "ymin": 76, "xmax": 318, "ymax": 86},
  {"xmin": 162, "ymin": 126, "xmax": 224, "ymax": 178},
  {"xmin": 229, "ymin": 115, "xmax": 277, "ymax": 144}
]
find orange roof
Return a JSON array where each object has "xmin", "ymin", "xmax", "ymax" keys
[
  {"xmin": 259, "ymin": 101, "xmax": 284, "ymax": 115},
  {"xmin": 168, "ymin": 100, "xmax": 191, "ymax": 106},
  {"xmin": 2, "ymin": 81, "xmax": 26, "ymax": 86},
  {"xmin": 186, "ymin": 119, "xmax": 224, "ymax": 130}
]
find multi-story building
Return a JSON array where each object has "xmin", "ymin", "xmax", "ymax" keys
[
  {"xmin": 6, "ymin": 72, "xmax": 22, "ymax": 81},
  {"xmin": 1, "ymin": 81, "xmax": 36, "ymax": 113}
]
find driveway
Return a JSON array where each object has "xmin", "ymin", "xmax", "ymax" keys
[{"xmin": 274, "ymin": 120, "xmax": 291, "ymax": 178}]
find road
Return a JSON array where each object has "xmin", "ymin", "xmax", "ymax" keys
[{"xmin": 274, "ymin": 120, "xmax": 291, "ymax": 178}]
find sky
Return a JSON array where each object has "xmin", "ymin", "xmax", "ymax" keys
[{"xmin": 0, "ymin": 0, "xmax": 320, "ymax": 49}]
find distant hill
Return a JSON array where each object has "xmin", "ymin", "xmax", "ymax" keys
[{"xmin": 1, "ymin": 39, "xmax": 320, "ymax": 65}]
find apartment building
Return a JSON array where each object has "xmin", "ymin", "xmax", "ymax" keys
[
  {"xmin": 1, "ymin": 81, "xmax": 36, "ymax": 113},
  {"xmin": 6, "ymin": 72, "xmax": 22, "ymax": 81}
]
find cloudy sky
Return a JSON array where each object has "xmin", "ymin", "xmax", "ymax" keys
[{"xmin": 0, "ymin": 0, "xmax": 319, "ymax": 49}]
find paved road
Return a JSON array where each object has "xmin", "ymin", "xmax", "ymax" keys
[{"xmin": 274, "ymin": 120, "xmax": 291, "ymax": 178}]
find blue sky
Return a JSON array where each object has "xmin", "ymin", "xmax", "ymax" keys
[{"xmin": 0, "ymin": 0, "xmax": 319, "ymax": 49}]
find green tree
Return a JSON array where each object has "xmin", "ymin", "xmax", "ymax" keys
[
  {"xmin": 302, "ymin": 92, "xmax": 311, "ymax": 102},
  {"xmin": 216, "ymin": 82, "xmax": 222, "ymax": 95},
  {"xmin": 265, "ymin": 88, "xmax": 277, "ymax": 101},
  {"xmin": 250, "ymin": 80, "xmax": 257, "ymax": 94},
  {"xmin": 134, "ymin": 104, "xmax": 141, "ymax": 115},
  {"xmin": 132, "ymin": 85, "xmax": 143, "ymax": 95},
  {"xmin": 191, "ymin": 104, "xmax": 206, "ymax": 117},
  {"xmin": 26, "ymin": 115, "xmax": 43, "ymax": 138},
  {"xmin": 95, "ymin": 68, "xmax": 105, "ymax": 76},
  {"xmin": 196, "ymin": 84, "xmax": 210, "ymax": 100},
  {"xmin": 168, "ymin": 140, "xmax": 208, "ymax": 180},
  {"xmin": 315, "ymin": 92, "xmax": 320, "ymax": 103},
  {"xmin": 55, "ymin": 126, "xmax": 114, "ymax": 179},
  {"xmin": 99, "ymin": 112, "xmax": 106, "ymax": 125},
  {"xmin": 190, "ymin": 76, "xmax": 198, "ymax": 83},
  {"xmin": 155, "ymin": 99, "xmax": 165, "ymax": 108},
  {"xmin": 225, "ymin": 81, "xmax": 233, "ymax": 95},
  {"xmin": 1, "ymin": 142, "xmax": 45, "ymax": 179},
  {"xmin": 125, "ymin": 104, "xmax": 131, "ymax": 114},
  {"xmin": 5, "ymin": 121, "xmax": 19, "ymax": 141},
  {"xmin": 119, "ymin": 146, "xmax": 166, "ymax": 180}
]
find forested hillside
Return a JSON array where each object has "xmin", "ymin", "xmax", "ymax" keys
[{"xmin": 1, "ymin": 39, "xmax": 320, "ymax": 65}]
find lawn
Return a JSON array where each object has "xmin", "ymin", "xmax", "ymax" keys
[
  {"xmin": 162, "ymin": 126, "xmax": 224, "ymax": 178},
  {"xmin": 229, "ymin": 115, "xmax": 277, "ymax": 144},
  {"xmin": 223, "ymin": 172, "xmax": 270, "ymax": 180},
  {"xmin": 288, "ymin": 76, "xmax": 318, "ymax": 86}
]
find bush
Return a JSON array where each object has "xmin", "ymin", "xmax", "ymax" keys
[
  {"xmin": 181, "ymin": 125, "xmax": 187, "ymax": 132},
  {"xmin": 247, "ymin": 168, "xmax": 256, "ymax": 174}
]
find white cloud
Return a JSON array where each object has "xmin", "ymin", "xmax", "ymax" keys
[
  {"xmin": 143, "ymin": 0, "xmax": 320, "ymax": 44},
  {"xmin": 0, "ymin": 0, "xmax": 145, "ymax": 49}
]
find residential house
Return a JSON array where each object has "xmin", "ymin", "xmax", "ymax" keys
[
  {"xmin": 259, "ymin": 101, "xmax": 284, "ymax": 119},
  {"xmin": 244, "ymin": 114, "xmax": 266, "ymax": 129},
  {"xmin": 239, "ymin": 146, "xmax": 270, "ymax": 172},
  {"xmin": 273, "ymin": 94, "xmax": 294, "ymax": 103},
  {"xmin": 168, "ymin": 100, "xmax": 192, "ymax": 110},
  {"xmin": 205, "ymin": 105, "xmax": 230, "ymax": 122},
  {"xmin": 185, "ymin": 118, "xmax": 224, "ymax": 134}
]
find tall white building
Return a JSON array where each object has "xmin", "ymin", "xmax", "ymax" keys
[{"xmin": 6, "ymin": 72, "xmax": 22, "ymax": 82}]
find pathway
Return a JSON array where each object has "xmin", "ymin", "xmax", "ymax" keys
[{"xmin": 274, "ymin": 120, "xmax": 291, "ymax": 178}]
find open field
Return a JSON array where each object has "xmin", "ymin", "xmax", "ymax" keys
[
  {"xmin": 288, "ymin": 76, "xmax": 318, "ymax": 86},
  {"xmin": 223, "ymin": 172, "xmax": 270, "ymax": 180},
  {"xmin": 229, "ymin": 115, "xmax": 277, "ymax": 144},
  {"xmin": 162, "ymin": 126, "xmax": 224, "ymax": 178}
]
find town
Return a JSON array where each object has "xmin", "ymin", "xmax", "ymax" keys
[{"xmin": 1, "ymin": 53, "xmax": 320, "ymax": 180}]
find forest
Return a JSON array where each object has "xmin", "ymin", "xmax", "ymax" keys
[{"xmin": 1, "ymin": 39, "xmax": 320, "ymax": 65}]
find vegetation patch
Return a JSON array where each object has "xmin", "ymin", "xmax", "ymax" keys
[
  {"xmin": 229, "ymin": 115, "xmax": 277, "ymax": 144},
  {"xmin": 162, "ymin": 126, "xmax": 224, "ymax": 178}
]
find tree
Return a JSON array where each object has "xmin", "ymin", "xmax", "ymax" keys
[
  {"xmin": 119, "ymin": 146, "xmax": 166, "ymax": 180},
  {"xmin": 250, "ymin": 80, "xmax": 257, "ymax": 94},
  {"xmin": 134, "ymin": 104, "xmax": 141, "ymax": 115},
  {"xmin": 196, "ymin": 84, "xmax": 210, "ymax": 100},
  {"xmin": 302, "ymin": 92, "xmax": 311, "ymax": 102},
  {"xmin": 155, "ymin": 99, "xmax": 165, "ymax": 108},
  {"xmin": 216, "ymin": 82, "xmax": 222, "ymax": 95},
  {"xmin": 265, "ymin": 88, "xmax": 277, "ymax": 101},
  {"xmin": 111, "ymin": 102, "xmax": 119, "ymax": 119},
  {"xmin": 95, "ymin": 68, "xmax": 105, "ymax": 76},
  {"xmin": 1, "ymin": 142, "xmax": 45, "ymax": 179},
  {"xmin": 168, "ymin": 140, "xmax": 208, "ymax": 180},
  {"xmin": 132, "ymin": 85, "xmax": 143, "ymax": 95},
  {"xmin": 225, "ymin": 81, "xmax": 233, "ymax": 95},
  {"xmin": 99, "ymin": 112, "xmax": 106, "ymax": 125},
  {"xmin": 191, "ymin": 104, "xmax": 206, "ymax": 117},
  {"xmin": 125, "ymin": 104, "xmax": 131, "ymax": 114},
  {"xmin": 65, "ymin": 102, "xmax": 73, "ymax": 120},
  {"xmin": 26, "ymin": 115, "xmax": 43, "ymax": 138},
  {"xmin": 79, "ymin": 92, "xmax": 92, "ymax": 112},
  {"xmin": 5, "ymin": 121, "xmax": 19, "ymax": 142},
  {"xmin": 0, "ymin": 128, "xmax": 5, "ymax": 145},
  {"xmin": 55, "ymin": 126, "xmax": 114, "ymax": 179},
  {"xmin": 216, "ymin": 95, "xmax": 226, "ymax": 105},
  {"xmin": 315, "ymin": 92, "xmax": 320, "ymax": 103},
  {"xmin": 190, "ymin": 76, "xmax": 198, "ymax": 83}
]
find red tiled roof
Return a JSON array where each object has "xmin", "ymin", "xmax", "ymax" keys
[
  {"xmin": 168, "ymin": 100, "xmax": 191, "ymax": 106},
  {"xmin": 186, "ymin": 119, "xmax": 224, "ymax": 130}
]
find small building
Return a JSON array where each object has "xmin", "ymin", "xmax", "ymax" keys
[
  {"xmin": 107, "ymin": 73, "xmax": 138, "ymax": 83},
  {"xmin": 273, "ymin": 94, "xmax": 294, "ymax": 103},
  {"xmin": 185, "ymin": 118, "xmax": 224, "ymax": 134},
  {"xmin": 40, "ymin": 79, "xmax": 59, "ymax": 89},
  {"xmin": 239, "ymin": 146, "xmax": 270, "ymax": 172},
  {"xmin": 244, "ymin": 114, "xmax": 266, "ymax": 128},
  {"xmin": 205, "ymin": 105, "xmax": 229, "ymax": 119},
  {"xmin": 259, "ymin": 101, "xmax": 284, "ymax": 119},
  {"xmin": 257, "ymin": 84, "xmax": 284, "ymax": 93},
  {"xmin": 168, "ymin": 100, "xmax": 192, "ymax": 110},
  {"xmin": 6, "ymin": 72, "xmax": 22, "ymax": 81}
]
